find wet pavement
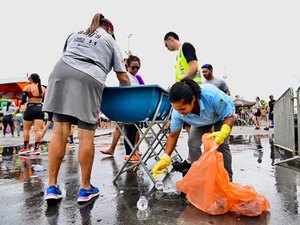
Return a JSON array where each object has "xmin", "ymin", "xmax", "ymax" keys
[{"xmin": 0, "ymin": 126, "xmax": 300, "ymax": 225}]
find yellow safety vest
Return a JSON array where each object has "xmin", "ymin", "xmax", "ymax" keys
[{"xmin": 174, "ymin": 43, "xmax": 202, "ymax": 83}]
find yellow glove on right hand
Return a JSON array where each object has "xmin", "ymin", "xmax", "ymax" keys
[
  {"xmin": 152, "ymin": 153, "xmax": 171, "ymax": 179},
  {"xmin": 206, "ymin": 124, "xmax": 231, "ymax": 145}
]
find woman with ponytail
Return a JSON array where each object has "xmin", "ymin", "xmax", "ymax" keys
[
  {"xmin": 18, "ymin": 73, "xmax": 46, "ymax": 156},
  {"xmin": 42, "ymin": 13, "xmax": 130, "ymax": 204},
  {"xmin": 152, "ymin": 78, "xmax": 236, "ymax": 182}
]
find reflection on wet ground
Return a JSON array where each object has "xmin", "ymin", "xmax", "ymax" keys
[{"xmin": 0, "ymin": 132, "xmax": 300, "ymax": 224}]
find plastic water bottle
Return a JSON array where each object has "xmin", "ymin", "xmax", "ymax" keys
[
  {"xmin": 137, "ymin": 169, "xmax": 144, "ymax": 177},
  {"xmin": 137, "ymin": 195, "xmax": 148, "ymax": 210},
  {"xmin": 137, "ymin": 209, "xmax": 149, "ymax": 221},
  {"xmin": 32, "ymin": 165, "xmax": 44, "ymax": 172},
  {"xmin": 155, "ymin": 181, "xmax": 164, "ymax": 190}
]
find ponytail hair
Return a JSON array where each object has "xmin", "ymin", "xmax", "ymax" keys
[
  {"xmin": 6, "ymin": 101, "xmax": 11, "ymax": 111},
  {"xmin": 29, "ymin": 73, "xmax": 42, "ymax": 96},
  {"xmin": 169, "ymin": 78, "xmax": 201, "ymax": 104},
  {"xmin": 85, "ymin": 13, "xmax": 115, "ymax": 38},
  {"xmin": 85, "ymin": 13, "xmax": 102, "ymax": 36}
]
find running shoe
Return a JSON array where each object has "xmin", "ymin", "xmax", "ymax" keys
[
  {"xmin": 136, "ymin": 151, "xmax": 143, "ymax": 157},
  {"xmin": 124, "ymin": 155, "xmax": 139, "ymax": 162},
  {"xmin": 172, "ymin": 160, "xmax": 191, "ymax": 172},
  {"xmin": 31, "ymin": 149, "xmax": 40, "ymax": 155},
  {"xmin": 77, "ymin": 185, "xmax": 99, "ymax": 203},
  {"xmin": 18, "ymin": 148, "xmax": 30, "ymax": 155},
  {"xmin": 45, "ymin": 185, "xmax": 63, "ymax": 201}
]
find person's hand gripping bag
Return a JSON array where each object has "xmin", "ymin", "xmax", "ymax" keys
[{"xmin": 176, "ymin": 134, "xmax": 270, "ymax": 216}]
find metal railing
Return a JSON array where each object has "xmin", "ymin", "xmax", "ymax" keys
[
  {"xmin": 274, "ymin": 88, "xmax": 295, "ymax": 153},
  {"xmin": 274, "ymin": 86, "xmax": 300, "ymax": 165}
]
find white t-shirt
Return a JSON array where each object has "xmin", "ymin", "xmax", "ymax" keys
[
  {"xmin": 62, "ymin": 28, "xmax": 126, "ymax": 85},
  {"xmin": 2, "ymin": 106, "xmax": 15, "ymax": 116},
  {"xmin": 128, "ymin": 72, "xmax": 140, "ymax": 86}
]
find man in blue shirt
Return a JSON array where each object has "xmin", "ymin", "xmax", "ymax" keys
[{"xmin": 152, "ymin": 78, "xmax": 235, "ymax": 181}]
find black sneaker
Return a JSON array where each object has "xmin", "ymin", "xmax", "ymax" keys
[
  {"xmin": 264, "ymin": 127, "xmax": 269, "ymax": 131},
  {"xmin": 172, "ymin": 160, "xmax": 191, "ymax": 172},
  {"xmin": 182, "ymin": 168, "xmax": 190, "ymax": 177}
]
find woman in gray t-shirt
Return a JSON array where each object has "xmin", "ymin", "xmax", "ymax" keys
[{"xmin": 43, "ymin": 13, "xmax": 131, "ymax": 204}]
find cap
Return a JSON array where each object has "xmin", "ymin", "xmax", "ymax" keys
[
  {"xmin": 202, "ymin": 64, "xmax": 213, "ymax": 70},
  {"xmin": 102, "ymin": 19, "xmax": 114, "ymax": 32}
]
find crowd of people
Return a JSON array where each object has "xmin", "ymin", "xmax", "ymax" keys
[{"xmin": 0, "ymin": 12, "xmax": 276, "ymax": 207}]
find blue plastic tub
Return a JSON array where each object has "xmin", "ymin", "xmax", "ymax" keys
[{"xmin": 101, "ymin": 85, "xmax": 171, "ymax": 122}]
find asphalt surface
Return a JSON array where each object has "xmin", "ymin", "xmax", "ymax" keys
[{"xmin": 0, "ymin": 125, "xmax": 300, "ymax": 225}]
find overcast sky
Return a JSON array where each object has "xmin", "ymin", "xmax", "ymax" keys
[{"xmin": 1, "ymin": 0, "xmax": 299, "ymax": 101}]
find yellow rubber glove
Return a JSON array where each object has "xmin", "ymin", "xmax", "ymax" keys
[
  {"xmin": 206, "ymin": 124, "xmax": 231, "ymax": 145},
  {"xmin": 152, "ymin": 153, "xmax": 171, "ymax": 179}
]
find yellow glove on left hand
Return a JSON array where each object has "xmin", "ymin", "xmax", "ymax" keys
[
  {"xmin": 206, "ymin": 124, "xmax": 231, "ymax": 145},
  {"xmin": 152, "ymin": 153, "xmax": 171, "ymax": 179}
]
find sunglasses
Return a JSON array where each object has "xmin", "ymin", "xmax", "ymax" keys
[{"xmin": 130, "ymin": 66, "xmax": 140, "ymax": 70}]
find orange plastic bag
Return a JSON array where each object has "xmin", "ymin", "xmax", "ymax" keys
[{"xmin": 176, "ymin": 134, "xmax": 270, "ymax": 216}]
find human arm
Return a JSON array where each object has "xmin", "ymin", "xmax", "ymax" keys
[
  {"xmin": 152, "ymin": 129, "xmax": 181, "ymax": 179},
  {"xmin": 116, "ymin": 72, "xmax": 131, "ymax": 86},
  {"xmin": 21, "ymin": 86, "xmax": 29, "ymax": 105},
  {"xmin": 207, "ymin": 113, "xmax": 235, "ymax": 145},
  {"xmin": 184, "ymin": 60, "xmax": 199, "ymax": 79},
  {"xmin": 182, "ymin": 43, "xmax": 199, "ymax": 79},
  {"xmin": 206, "ymin": 89, "xmax": 235, "ymax": 145},
  {"xmin": 164, "ymin": 129, "xmax": 181, "ymax": 156}
]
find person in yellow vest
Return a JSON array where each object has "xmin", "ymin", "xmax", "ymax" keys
[
  {"xmin": 164, "ymin": 32, "xmax": 202, "ymax": 83},
  {"xmin": 163, "ymin": 32, "xmax": 202, "ymax": 174}
]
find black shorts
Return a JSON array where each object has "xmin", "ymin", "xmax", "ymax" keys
[
  {"xmin": 53, "ymin": 113, "xmax": 97, "ymax": 130},
  {"xmin": 23, "ymin": 103, "xmax": 45, "ymax": 121},
  {"xmin": 254, "ymin": 109, "xmax": 261, "ymax": 117}
]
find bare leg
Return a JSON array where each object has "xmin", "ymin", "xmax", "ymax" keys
[
  {"xmin": 33, "ymin": 119, "xmax": 44, "ymax": 142},
  {"xmin": 100, "ymin": 128, "xmax": 121, "ymax": 155},
  {"xmin": 23, "ymin": 120, "xmax": 33, "ymax": 144},
  {"xmin": 48, "ymin": 122, "xmax": 71, "ymax": 185},
  {"xmin": 257, "ymin": 116, "xmax": 261, "ymax": 128},
  {"xmin": 252, "ymin": 116, "xmax": 258, "ymax": 127},
  {"xmin": 42, "ymin": 121, "xmax": 53, "ymax": 139},
  {"xmin": 78, "ymin": 128, "xmax": 95, "ymax": 189}
]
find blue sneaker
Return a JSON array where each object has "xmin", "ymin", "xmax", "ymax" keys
[
  {"xmin": 77, "ymin": 185, "xmax": 99, "ymax": 203},
  {"xmin": 45, "ymin": 185, "xmax": 63, "ymax": 201}
]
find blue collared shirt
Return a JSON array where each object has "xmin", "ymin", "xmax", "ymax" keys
[{"xmin": 170, "ymin": 83, "xmax": 235, "ymax": 132}]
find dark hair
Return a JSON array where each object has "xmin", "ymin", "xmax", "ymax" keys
[
  {"xmin": 169, "ymin": 78, "xmax": 201, "ymax": 104},
  {"xmin": 164, "ymin": 32, "xmax": 179, "ymax": 41},
  {"xmin": 126, "ymin": 55, "xmax": 141, "ymax": 67},
  {"xmin": 201, "ymin": 64, "xmax": 213, "ymax": 70},
  {"xmin": 29, "ymin": 73, "xmax": 42, "ymax": 96},
  {"xmin": 6, "ymin": 101, "xmax": 11, "ymax": 111}
]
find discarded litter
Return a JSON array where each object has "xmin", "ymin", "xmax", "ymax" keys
[
  {"xmin": 137, "ymin": 169, "xmax": 144, "ymax": 177},
  {"xmin": 32, "ymin": 165, "xmax": 45, "ymax": 172},
  {"xmin": 137, "ymin": 195, "xmax": 148, "ymax": 210},
  {"xmin": 155, "ymin": 181, "xmax": 164, "ymax": 190}
]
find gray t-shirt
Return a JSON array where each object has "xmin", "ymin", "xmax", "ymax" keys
[
  {"xmin": 62, "ymin": 28, "xmax": 126, "ymax": 85},
  {"xmin": 204, "ymin": 78, "xmax": 229, "ymax": 94}
]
